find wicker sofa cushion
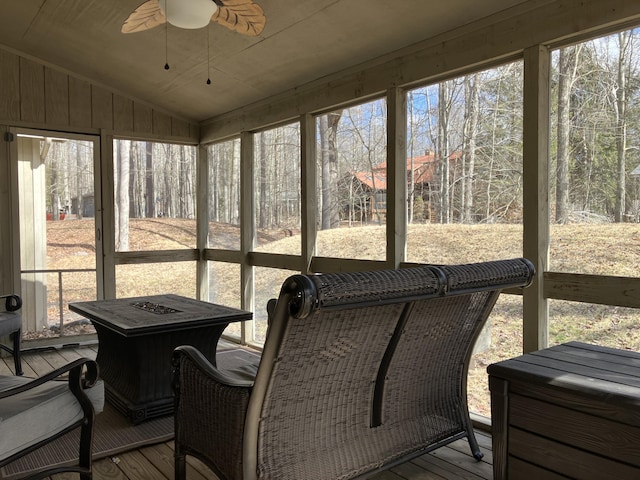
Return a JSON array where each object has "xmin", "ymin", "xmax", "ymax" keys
[
  {"xmin": 0, "ymin": 312, "xmax": 20, "ymax": 337},
  {"xmin": 0, "ymin": 375, "xmax": 104, "ymax": 461}
]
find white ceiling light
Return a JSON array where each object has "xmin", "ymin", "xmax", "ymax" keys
[
  {"xmin": 122, "ymin": 0, "xmax": 266, "ymax": 36},
  {"xmin": 122, "ymin": 0, "xmax": 266, "ymax": 83},
  {"xmin": 159, "ymin": 0, "xmax": 218, "ymax": 30}
]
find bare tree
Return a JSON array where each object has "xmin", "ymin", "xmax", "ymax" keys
[
  {"xmin": 145, "ymin": 141, "xmax": 155, "ymax": 218},
  {"xmin": 438, "ymin": 81, "xmax": 451, "ymax": 223},
  {"xmin": 115, "ymin": 140, "xmax": 130, "ymax": 251},
  {"xmin": 343, "ymin": 103, "xmax": 387, "ymax": 225},
  {"xmin": 258, "ymin": 131, "xmax": 268, "ymax": 229},
  {"xmin": 128, "ymin": 142, "xmax": 142, "ymax": 218},
  {"xmin": 462, "ymin": 73, "xmax": 479, "ymax": 223},
  {"xmin": 162, "ymin": 144, "xmax": 175, "ymax": 218},
  {"xmin": 614, "ymin": 31, "xmax": 631, "ymax": 222},
  {"xmin": 46, "ymin": 140, "xmax": 61, "ymax": 220},
  {"xmin": 178, "ymin": 146, "xmax": 195, "ymax": 218},
  {"xmin": 407, "ymin": 91, "xmax": 417, "ymax": 223},
  {"xmin": 210, "ymin": 139, "xmax": 241, "ymax": 225},
  {"xmin": 319, "ymin": 111, "xmax": 342, "ymax": 229},
  {"xmin": 556, "ymin": 45, "xmax": 580, "ymax": 224}
]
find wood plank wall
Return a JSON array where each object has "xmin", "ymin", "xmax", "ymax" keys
[
  {"xmin": 0, "ymin": 47, "xmax": 199, "ymax": 293},
  {"xmin": 0, "ymin": 48, "xmax": 199, "ymax": 141}
]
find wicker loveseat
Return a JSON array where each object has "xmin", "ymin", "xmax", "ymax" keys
[{"xmin": 172, "ymin": 258, "xmax": 534, "ymax": 480}]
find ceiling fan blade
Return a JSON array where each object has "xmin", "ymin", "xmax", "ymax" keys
[
  {"xmin": 212, "ymin": 0, "xmax": 266, "ymax": 36},
  {"xmin": 122, "ymin": 0, "xmax": 167, "ymax": 33}
]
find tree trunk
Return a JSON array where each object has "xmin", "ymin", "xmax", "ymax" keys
[
  {"xmin": 556, "ymin": 46, "xmax": 578, "ymax": 224},
  {"xmin": 210, "ymin": 145, "xmax": 218, "ymax": 222},
  {"xmin": 407, "ymin": 92, "xmax": 415, "ymax": 224},
  {"xmin": 48, "ymin": 141, "xmax": 60, "ymax": 220},
  {"xmin": 115, "ymin": 140, "xmax": 130, "ymax": 251},
  {"xmin": 438, "ymin": 82, "xmax": 451, "ymax": 223},
  {"xmin": 74, "ymin": 143, "xmax": 84, "ymax": 219},
  {"xmin": 463, "ymin": 74, "xmax": 479, "ymax": 223},
  {"xmin": 128, "ymin": 142, "xmax": 138, "ymax": 218},
  {"xmin": 319, "ymin": 111, "xmax": 342, "ymax": 229},
  {"xmin": 178, "ymin": 146, "xmax": 194, "ymax": 219},
  {"xmin": 145, "ymin": 142, "xmax": 155, "ymax": 218},
  {"xmin": 614, "ymin": 31, "xmax": 630, "ymax": 222},
  {"xmin": 258, "ymin": 131, "xmax": 267, "ymax": 229}
]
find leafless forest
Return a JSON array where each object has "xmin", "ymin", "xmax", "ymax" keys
[{"xmin": 38, "ymin": 30, "xmax": 640, "ymax": 242}]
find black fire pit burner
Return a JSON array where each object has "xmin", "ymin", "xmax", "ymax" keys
[{"xmin": 130, "ymin": 301, "xmax": 181, "ymax": 315}]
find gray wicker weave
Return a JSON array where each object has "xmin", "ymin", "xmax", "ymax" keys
[{"xmin": 172, "ymin": 258, "xmax": 534, "ymax": 480}]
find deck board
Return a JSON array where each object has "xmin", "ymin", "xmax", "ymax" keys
[{"xmin": 3, "ymin": 344, "xmax": 493, "ymax": 480}]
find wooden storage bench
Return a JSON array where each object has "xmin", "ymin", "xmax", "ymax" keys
[{"xmin": 488, "ymin": 341, "xmax": 640, "ymax": 480}]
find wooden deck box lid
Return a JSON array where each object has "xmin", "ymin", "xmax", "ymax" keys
[{"xmin": 487, "ymin": 341, "xmax": 640, "ymax": 410}]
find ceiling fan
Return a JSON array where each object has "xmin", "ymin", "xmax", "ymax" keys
[{"xmin": 122, "ymin": 0, "xmax": 266, "ymax": 36}]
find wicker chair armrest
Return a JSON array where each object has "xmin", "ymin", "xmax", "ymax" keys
[
  {"xmin": 0, "ymin": 294, "xmax": 22, "ymax": 312},
  {"xmin": 173, "ymin": 345, "xmax": 253, "ymax": 480},
  {"xmin": 173, "ymin": 345, "xmax": 254, "ymax": 388}
]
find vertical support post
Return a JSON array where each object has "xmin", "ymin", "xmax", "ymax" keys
[
  {"xmin": 301, "ymin": 114, "xmax": 317, "ymax": 274},
  {"xmin": 0, "ymin": 127, "xmax": 17, "ymax": 295},
  {"xmin": 387, "ymin": 87, "xmax": 407, "ymax": 268},
  {"xmin": 240, "ymin": 131, "xmax": 255, "ymax": 344},
  {"xmin": 522, "ymin": 45, "xmax": 550, "ymax": 353},
  {"xmin": 58, "ymin": 270, "xmax": 64, "ymax": 332},
  {"xmin": 17, "ymin": 136, "xmax": 47, "ymax": 331},
  {"xmin": 93, "ymin": 132, "xmax": 105, "ymax": 302},
  {"xmin": 100, "ymin": 130, "xmax": 116, "ymax": 300},
  {"xmin": 196, "ymin": 143, "xmax": 209, "ymax": 301}
]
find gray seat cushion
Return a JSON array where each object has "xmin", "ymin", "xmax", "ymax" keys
[
  {"xmin": 221, "ymin": 362, "xmax": 259, "ymax": 383},
  {"xmin": 0, "ymin": 375, "xmax": 104, "ymax": 461},
  {"xmin": 0, "ymin": 312, "xmax": 21, "ymax": 337}
]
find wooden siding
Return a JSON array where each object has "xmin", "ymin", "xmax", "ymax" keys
[
  {"xmin": 69, "ymin": 76, "xmax": 93, "ymax": 128},
  {"xmin": 0, "ymin": 47, "xmax": 199, "ymax": 142}
]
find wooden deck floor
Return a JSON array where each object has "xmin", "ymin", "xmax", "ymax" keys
[{"xmin": 4, "ymin": 343, "xmax": 494, "ymax": 480}]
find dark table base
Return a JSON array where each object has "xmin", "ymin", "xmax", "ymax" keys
[
  {"xmin": 70, "ymin": 294, "xmax": 251, "ymax": 425},
  {"xmin": 105, "ymin": 387, "xmax": 175, "ymax": 424},
  {"xmin": 95, "ymin": 323, "xmax": 223, "ymax": 424}
]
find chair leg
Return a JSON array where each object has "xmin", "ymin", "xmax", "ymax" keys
[
  {"xmin": 466, "ymin": 424, "xmax": 484, "ymax": 460},
  {"xmin": 175, "ymin": 451, "xmax": 187, "ymax": 480},
  {"xmin": 12, "ymin": 329, "xmax": 23, "ymax": 376}
]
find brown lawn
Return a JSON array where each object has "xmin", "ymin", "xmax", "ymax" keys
[{"xmin": 42, "ymin": 218, "xmax": 640, "ymax": 416}]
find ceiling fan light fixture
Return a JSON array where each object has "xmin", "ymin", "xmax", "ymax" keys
[{"xmin": 159, "ymin": 0, "xmax": 218, "ymax": 29}]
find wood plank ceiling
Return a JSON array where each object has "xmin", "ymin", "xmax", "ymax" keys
[{"xmin": 0, "ymin": 0, "xmax": 527, "ymax": 123}]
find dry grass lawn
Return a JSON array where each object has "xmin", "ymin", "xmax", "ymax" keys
[{"xmin": 42, "ymin": 218, "xmax": 640, "ymax": 416}]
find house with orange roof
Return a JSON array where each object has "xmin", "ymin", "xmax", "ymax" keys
[{"xmin": 345, "ymin": 151, "xmax": 461, "ymax": 223}]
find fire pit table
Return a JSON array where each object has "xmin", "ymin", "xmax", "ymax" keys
[{"xmin": 69, "ymin": 294, "xmax": 252, "ymax": 424}]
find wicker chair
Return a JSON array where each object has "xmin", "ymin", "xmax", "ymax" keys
[{"xmin": 172, "ymin": 258, "xmax": 534, "ymax": 480}]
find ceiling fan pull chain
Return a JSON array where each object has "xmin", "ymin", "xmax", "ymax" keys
[
  {"xmin": 164, "ymin": 0, "xmax": 170, "ymax": 70},
  {"xmin": 207, "ymin": 25, "xmax": 211, "ymax": 85}
]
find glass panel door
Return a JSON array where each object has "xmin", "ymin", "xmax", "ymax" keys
[{"xmin": 15, "ymin": 130, "xmax": 101, "ymax": 341}]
